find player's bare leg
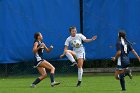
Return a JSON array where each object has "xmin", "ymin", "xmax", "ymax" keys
[
  {"xmin": 39, "ymin": 60, "xmax": 60, "ymax": 87},
  {"xmin": 31, "ymin": 67, "xmax": 47, "ymax": 88},
  {"xmin": 65, "ymin": 50, "xmax": 77, "ymax": 66},
  {"xmin": 76, "ymin": 58, "xmax": 84, "ymax": 87},
  {"xmin": 115, "ymin": 70, "xmax": 125, "ymax": 80},
  {"xmin": 115, "ymin": 69, "xmax": 132, "ymax": 80},
  {"xmin": 115, "ymin": 68, "xmax": 132, "ymax": 91},
  {"xmin": 115, "ymin": 70, "xmax": 126, "ymax": 91}
]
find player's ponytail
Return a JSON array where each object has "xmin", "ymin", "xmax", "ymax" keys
[
  {"xmin": 118, "ymin": 30, "xmax": 132, "ymax": 45},
  {"xmin": 118, "ymin": 31, "xmax": 126, "ymax": 40}
]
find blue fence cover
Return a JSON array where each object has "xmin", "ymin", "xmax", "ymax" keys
[
  {"xmin": 0, "ymin": 0, "xmax": 80, "ymax": 63},
  {"xmin": 83, "ymin": 0, "xmax": 140, "ymax": 59},
  {"xmin": 0, "ymin": 0, "xmax": 140, "ymax": 63}
]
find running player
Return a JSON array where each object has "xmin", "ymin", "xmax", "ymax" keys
[
  {"xmin": 31, "ymin": 32, "xmax": 60, "ymax": 88},
  {"xmin": 60, "ymin": 26, "xmax": 97, "ymax": 87},
  {"xmin": 112, "ymin": 31, "xmax": 140, "ymax": 91}
]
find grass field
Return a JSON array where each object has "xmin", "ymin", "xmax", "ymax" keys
[{"xmin": 0, "ymin": 73, "xmax": 140, "ymax": 93}]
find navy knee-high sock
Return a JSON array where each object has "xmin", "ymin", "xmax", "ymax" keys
[
  {"xmin": 50, "ymin": 73, "xmax": 54, "ymax": 83},
  {"xmin": 119, "ymin": 73, "xmax": 126, "ymax": 90},
  {"xmin": 32, "ymin": 78, "xmax": 41, "ymax": 85}
]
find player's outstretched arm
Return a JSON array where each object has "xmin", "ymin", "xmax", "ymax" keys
[
  {"xmin": 60, "ymin": 46, "xmax": 68, "ymax": 58},
  {"xmin": 131, "ymin": 49, "xmax": 140, "ymax": 62},
  {"xmin": 83, "ymin": 35, "xmax": 97, "ymax": 43},
  {"xmin": 44, "ymin": 45, "xmax": 53, "ymax": 53}
]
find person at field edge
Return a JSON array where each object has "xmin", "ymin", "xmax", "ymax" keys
[
  {"xmin": 31, "ymin": 32, "xmax": 60, "ymax": 88},
  {"xmin": 112, "ymin": 30, "xmax": 140, "ymax": 91},
  {"xmin": 60, "ymin": 26, "xmax": 97, "ymax": 87}
]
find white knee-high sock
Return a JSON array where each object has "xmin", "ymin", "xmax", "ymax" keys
[
  {"xmin": 78, "ymin": 68, "xmax": 83, "ymax": 81},
  {"xmin": 65, "ymin": 52, "xmax": 76, "ymax": 63}
]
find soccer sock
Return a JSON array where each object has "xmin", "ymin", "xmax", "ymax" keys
[
  {"xmin": 119, "ymin": 74, "xmax": 126, "ymax": 90},
  {"xmin": 78, "ymin": 68, "xmax": 83, "ymax": 81},
  {"xmin": 124, "ymin": 72, "xmax": 128, "ymax": 76},
  {"xmin": 66, "ymin": 52, "xmax": 76, "ymax": 63},
  {"xmin": 32, "ymin": 78, "xmax": 41, "ymax": 85},
  {"xmin": 50, "ymin": 73, "xmax": 55, "ymax": 83},
  {"xmin": 124, "ymin": 68, "xmax": 130, "ymax": 76}
]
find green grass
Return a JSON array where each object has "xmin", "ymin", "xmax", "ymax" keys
[{"xmin": 0, "ymin": 73, "xmax": 140, "ymax": 93}]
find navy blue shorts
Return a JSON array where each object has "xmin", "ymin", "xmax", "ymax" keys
[
  {"xmin": 33, "ymin": 59, "xmax": 44, "ymax": 68},
  {"xmin": 116, "ymin": 65, "xmax": 129, "ymax": 70}
]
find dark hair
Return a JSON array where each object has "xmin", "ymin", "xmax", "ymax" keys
[
  {"xmin": 118, "ymin": 30, "xmax": 132, "ymax": 45},
  {"xmin": 69, "ymin": 26, "xmax": 76, "ymax": 32},
  {"xmin": 118, "ymin": 30, "xmax": 126, "ymax": 39},
  {"xmin": 34, "ymin": 32, "xmax": 40, "ymax": 40}
]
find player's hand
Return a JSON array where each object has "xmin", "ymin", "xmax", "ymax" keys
[
  {"xmin": 60, "ymin": 54, "xmax": 65, "ymax": 59},
  {"xmin": 50, "ymin": 45, "xmax": 54, "ymax": 49},
  {"xmin": 41, "ymin": 43, "xmax": 46, "ymax": 47},
  {"xmin": 111, "ymin": 57, "xmax": 116, "ymax": 62},
  {"xmin": 39, "ymin": 43, "xmax": 46, "ymax": 48},
  {"xmin": 92, "ymin": 35, "xmax": 97, "ymax": 40}
]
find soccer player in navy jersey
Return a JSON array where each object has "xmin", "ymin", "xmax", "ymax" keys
[
  {"xmin": 112, "ymin": 31, "xmax": 140, "ymax": 91},
  {"xmin": 30, "ymin": 32, "xmax": 60, "ymax": 88}
]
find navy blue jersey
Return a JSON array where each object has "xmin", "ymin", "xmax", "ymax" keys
[
  {"xmin": 116, "ymin": 39, "xmax": 133, "ymax": 67},
  {"xmin": 34, "ymin": 40, "xmax": 44, "ymax": 62}
]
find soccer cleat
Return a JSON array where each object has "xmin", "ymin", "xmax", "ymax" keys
[
  {"xmin": 128, "ymin": 69, "xmax": 132, "ymax": 79},
  {"xmin": 51, "ymin": 81, "xmax": 60, "ymax": 87},
  {"xmin": 30, "ymin": 84, "xmax": 36, "ymax": 88},
  {"xmin": 122, "ymin": 89, "xmax": 126, "ymax": 91},
  {"xmin": 76, "ymin": 81, "xmax": 81, "ymax": 87},
  {"xmin": 125, "ymin": 69, "xmax": 133, "ymax": 79},
  {"xmin": 70, "ymin": 62, "xmax": 77, "ymax": 67}
]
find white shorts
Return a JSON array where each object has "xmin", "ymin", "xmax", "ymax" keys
[{"xmin": 73, "ymin": 47, "xmax": 85, "ymax": 59}]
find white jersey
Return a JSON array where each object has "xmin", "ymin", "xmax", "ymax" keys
[
  {"xmin": 65, "ymin": 33, "xmax": 86, "ymax": 48},
  {"xmin": 65, "ymin": 33, "xmax": 86, "ymax": 59}
]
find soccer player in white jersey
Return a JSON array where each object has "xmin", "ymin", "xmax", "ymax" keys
[{"xmin": 60, "ymin": 26, "xmax": 97, "ymax": 87}]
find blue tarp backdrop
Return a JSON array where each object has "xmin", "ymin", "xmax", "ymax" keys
[
  {"xmin": 0, "ymin": 0, "xmax": 140, "ymax": 63},
  {"xmin": 83, "ymin": 0, "xmax": 140, "ymax": 59},
  {"xmin": 0, "ymin": 0, "xmax": 80, "ymax": 63}
]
